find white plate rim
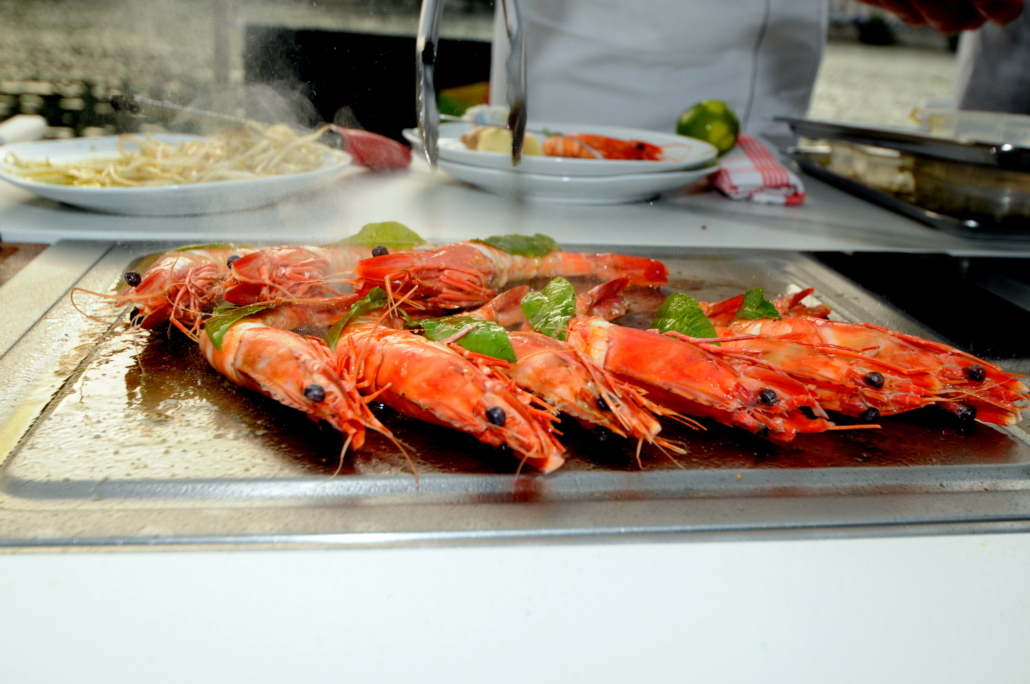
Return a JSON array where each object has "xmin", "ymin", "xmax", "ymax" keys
[
  {"xmin": 436, "ymin": 157, "xmax": 716, "ymax": 204},
  {"xmin": 0, "ymin": 134, "xmax": 351, "ymax": 215},
  {"xmin": 404, "ymin": 122, "xmax": 718, "ymax": 177}
]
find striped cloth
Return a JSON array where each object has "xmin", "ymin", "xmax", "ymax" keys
[{"xmin": 708, "ymin": 133, "xmax": 805, "ymax": 206}]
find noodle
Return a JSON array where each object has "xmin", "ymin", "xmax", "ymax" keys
[{"xmin": 2, "ymin": 123, "xmax": 333, "ymax": 187}]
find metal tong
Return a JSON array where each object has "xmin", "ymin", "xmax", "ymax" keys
[{"xmin": 416, "ymin": 0, "xmax": 526, "ymax": 167}]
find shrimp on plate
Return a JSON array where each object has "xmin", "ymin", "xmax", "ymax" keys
[{"xmin": 541, "ymin": 134, "xmax": 665, "ymax": 161}]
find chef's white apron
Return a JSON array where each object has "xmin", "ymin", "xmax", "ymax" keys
[{"xmin": 490, "ymin": 0, "xmax": 826, "ymax": 143}]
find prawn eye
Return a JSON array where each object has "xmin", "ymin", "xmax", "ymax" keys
[
  {"xmin": 486, "ymin": 406, "xmax": 506, "ymax": 426},
  {"xmin": 124, "ymin": 271, "xmax": 142, "ymax": 287},
  {"xmin": 965, "ymin": 365, "xmax": 986, "ymax": 382},
  {"xmin": 955, "ymin": 405, "xmax": 977, "ymax": 421},
  {"xmin": 859, "ymin": 407, "xmax": 880, "ymax": 423},
  {"xmin": 758, "ymin": 388, "xmax": 778, "ymax": 405},
  {"xmin": 864, "ymin": 372, "xmax": 885, "ymax": 389},
  {"xmin": 372, "ymin": 245, "xmax": 389, "ymax": 257},
  {"xmin": 227, "ymin": 255, "xmax": 241, "ymax": 267},
  {"xmin": 304, "ymin": 384, "xmax": 326, "ymax": 402},
  {"xmin": 756, "ymin": 424, "xmax": 770, "ymax": 437},
  {"xmin": 596, "ymin": 396, "xmax": 611, "ymax": 411}
]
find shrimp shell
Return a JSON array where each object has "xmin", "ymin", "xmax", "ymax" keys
[
  {"xmin": 334, "ymin": 315, "xmax": 566, "ymax": 473},
  {"xmin": 200, "ymin": 315, "xmax": 387, "ymax": 450},
  {"xmin": 354, "ymin": 241, "xmax": 668, "ymax": 310},
  {"xmin": 223, "ymin": 245, "xmax": 375, "ymax": 305},
  {"xmin": 567, "ymin": 316, "xmax": 835, "ymax": 442},
  {"xmin": 729, "ymin": 316, "xmax": 1028, "ymax": 426},
  {"xmin": 125, "ymin": 246, "xmax": 251, "ymax": 332},
  {"xmin": 470, "ymin": 286, "xmax": 688, "ymax": 451}
]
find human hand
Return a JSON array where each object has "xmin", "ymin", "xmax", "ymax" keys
[{"xmin": 855, "ymin": 0, "xmax": 1024, "ymax": 33}]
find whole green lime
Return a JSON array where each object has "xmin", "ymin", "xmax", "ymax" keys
[{"xmin": 677, "ymin": 100, "xmax": 740, "ymax": 155}]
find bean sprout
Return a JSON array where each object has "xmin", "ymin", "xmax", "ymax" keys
[{"xmin": 3, "ymin": 123, "xmax": 333, "ymax": 187}]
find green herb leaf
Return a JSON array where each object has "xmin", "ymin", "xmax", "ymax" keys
[
  {"xmin": 323, "ymin": 287, "xmax": 389, "ymax": 350},
  {"xmin": 474, "ymin": 233, "xmax": 559, "ymax": 258},
  {"xmin": 205, "ymin": 303, "xmax": 273, "ymax": 350},
  {"xmin": 324, "ymin": 222, "xmax": 426, "ymax": 250},
  {"xmin": 651, "ymin": 293, "xmax": 719, "ymax": 340},
  {"xmin": 522, "ymin": 277, "xmax": 576, "ymax": 341},
  {"xmin": 733, "ymin": 288, "xmax": 781, "ymax": 321},
  {"xmin": 418, "ymin": 316, "xmax": 517, "ymax": 362}
]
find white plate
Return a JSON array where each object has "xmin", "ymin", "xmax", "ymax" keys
[
  {"xmin": 404, "ymin": 122, "xmax": 718, "ymax": 177},
  {"xmin": 437, "ymin": 158, "xmax": 715, "ymax": 204},
  {"xmin": 0, "ymin": 134, "xmax": 351, "ymax": 216}
]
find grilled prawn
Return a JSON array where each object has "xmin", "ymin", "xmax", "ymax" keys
[
  {"xmin": 727, "ymin": 316, "xmax": 1028, "ymax": 426},
  {"xmin": 354, "ymin": 240, "xmax": 668, "ymax": 310},
  {"xmin": 223, "ymin": 245, "xmax": 377, "ymax": 306},
  {"xmin": 470, "ymin": 287, "xmax": 690, "ymax": 454},
  {"xmin": 199, "ymin": 309, "xmax": 389, "ymax": 452},
  {"xmin": 331, "ymin": 310, "xmax": 566, "ymax": 473},
  {"xmin": 111, "ymin": 245, "xmax": 253, "ymax": 334},
  {"xmin": 541, "ymin": 134, "xmax": 664, "ymax": 161}
]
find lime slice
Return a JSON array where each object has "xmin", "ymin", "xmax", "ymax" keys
[{"xmin": 676, "ymin": 100, "xmax": 740, "ymax": 155}]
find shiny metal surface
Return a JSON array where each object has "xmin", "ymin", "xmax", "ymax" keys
[
  {"xmin": 779, "ymin": 116, "xmax": 1030, "ymax": 171},
  {"xmin": 415, "ymin": 0, "xmax": 445, "ymax": 165},
  {"xmin": 417, "ymin": 0, "xmax": 525, "ymax": 166},
  {"xmin": 1, "ymin": 243, "xmax": 1028, "ymax": 549}
]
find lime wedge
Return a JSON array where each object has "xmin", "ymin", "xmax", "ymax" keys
[{"xmin": 676, "ymin": 100, "xmax": 740, "ymax": 155}]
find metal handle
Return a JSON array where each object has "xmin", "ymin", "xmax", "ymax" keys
[{"xmin": 416, "ymin": 0, "xmax": 526, "ymax": 167}]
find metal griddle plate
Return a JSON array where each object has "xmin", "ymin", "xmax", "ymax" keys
[{"xmin": 1, "ymin": 243, "xmax": 1029, "ymax": 549}]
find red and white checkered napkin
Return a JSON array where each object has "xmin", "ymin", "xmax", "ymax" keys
[{"xmin": 708, "ymin": 133, "xmax": 805, "ymax": 206}]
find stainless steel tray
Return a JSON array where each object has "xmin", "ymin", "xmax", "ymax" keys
[
  {"xmin": 1, "ymin": 242, "xmax": 1029, "ymax": 549},
  {"xmin": 777, "ymin": 116, "xmax": 1030, "ymax": 171}
]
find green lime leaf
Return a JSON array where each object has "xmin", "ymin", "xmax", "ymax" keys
[
  {"xmin": 205, "ymin": 303, "xmax": 273, "ymax": 350},
  {"xmin": 474, "ymin": 233, "xmax": 559, "ymax": 258},
  {"xmin": 172, "ymin": 242, "xmax": 245, "ymax": 252},
  {"xmin": 418, "ymin": 316, "xmax": 516, "ymax": 362},
  {"xmin": 324, "ymin": 222, "xmax": 426, "ymax": 250},
  {"xmin": 522, "ymin": 277, "xmax": 576, "ymax": 341},
  {"xmin": 324, "ymin": 287, "xmax": 390, "ymax": 350},
  {"xmin": 734, "ymin": 288, "xmax": 781, "ymax": 321},
  {"xmin": 651, "ymin": 293, "xmax": 719, "ymax": 340}
]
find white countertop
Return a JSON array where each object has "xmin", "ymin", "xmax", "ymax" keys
[
  {"xmin": 3, "ymin": 159, "xmax": 1030, "ymax": 255},
  {"xmin": 2, "ymin": 163, "xmax": 1029, "ymax": 682},
  {"xmin": 2, "ymin": 534, "xmax": 1030, "ymax": 683}
]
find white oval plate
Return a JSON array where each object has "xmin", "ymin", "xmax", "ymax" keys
[
  {"xmin": 404, "ymin": 122, "xmax": 718, "ymax": 177},
  {"xmin": 437, "ymin": 158, "xmax": 715, "ymax": 204},
  {"xmin": 0, "ymin": 134, "xmax": 351, "ymax": 216}
]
